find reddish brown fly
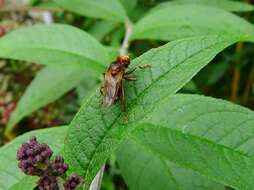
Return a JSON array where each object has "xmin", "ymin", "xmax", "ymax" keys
[{"xmin": 101, "ymin": 55, "xmax": 150, "ymax": 112}]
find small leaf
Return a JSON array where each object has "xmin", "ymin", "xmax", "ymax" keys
[
  {"xmin": 64, "ymin": 35, "xmax": 240, "ymax": 188},
  {"xmin": 154, "ymin": 0, "xmax": 254, "ymax": 12},
  {"xmin": 117, "ymin": 139, "xmax": 224, "ymax": 190},
  {"xmin": 0, "ymin": 126, "xmax": 67, "ymax": 190},
  {"xmin": 132, "ymin": 5, "xmax": 254, "ymax": 41},
  {"xmin": 54, "ymin": 0, "xmax": 127, "ymax": 22},
  {"xmin": 6, "ymin": 65, "xmax": 85, "ymax": 135},
  {"xmin": 0, "ymin": 24, "xmax": 108, "ymax": 73}
]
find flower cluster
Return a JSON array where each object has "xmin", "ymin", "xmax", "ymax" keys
[
  {"xmin": 17, "ymin": 137, "xmax": 83, "ymax": 190},
  {"xmin": 64, "ymin": 175, "xmax": 84, "ymax": 190}
]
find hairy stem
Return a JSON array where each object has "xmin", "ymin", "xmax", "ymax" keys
[
  {"xmin": 120, "ymin": 19, "xmax": 133, "ymax": 56},
  {"xmin": 89, "ymin": 165, "xmax": 105, "ymax": 190}
]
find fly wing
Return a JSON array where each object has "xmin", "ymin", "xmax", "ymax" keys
[{"xmin": 103, "ymin": 71, "xmax": 123, "ymax": 106}]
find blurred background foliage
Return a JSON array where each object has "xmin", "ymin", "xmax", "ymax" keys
[{"xmin": 0, "ymin": 0, "xmax": 254, "ymax": 189}]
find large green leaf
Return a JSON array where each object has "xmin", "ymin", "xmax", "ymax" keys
[
  {"xmin": 154, "ymin": 0, "xmax": 254, "ymax": 12},
  {"xmin": 132, "ymin": 5, "xmax": 254, "ymax": 41},
  {"xmin": 0, "ymin": 126, "xmax": 67, "ymax": 190},
  {"xmin": 64, "ymin": 35, "xmax": 240, "ymax": 188},
  {"xmin": 54, "ymin": 0, "xmax": 127, "ymax": 22},
  {"xmin": 142, "ymin": 94, "xmax": 254, "ymax": 157},
  {"xmin": 5, "ymin": 65, "xmax": 85, "ymax": 135},
  {"xmin": 117, "ymin": 139, "xmax": 224, "ymax": 190},
  {"xmin": 130, "ymin": 93, "xmax": 254, "ymax": 190},
  {"xmin": 119, "ymin": 93, "xmax": 254, "ymax": 190},
  {"xmin": 0, "ymin": 24, "xmax": 108, "ymax": 73}
]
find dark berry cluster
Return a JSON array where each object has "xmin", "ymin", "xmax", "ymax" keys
[
  {"xmin": 17, "ymin": 137, "xmax": 83, "ymax": 190},
  {"xmin": 37, "ymin": 176, "xmax": 59, "ymax": 190},
  {"xmin": 17, "ymin": 137, "xmax": 52, "ymax": 176},
  {"xmin": 48, "ymin": 156, "xmax": 68, "ymax": 176},
  {"xmin": 64, "ymin": 175, "xmax": 84, "ymax": 190}
]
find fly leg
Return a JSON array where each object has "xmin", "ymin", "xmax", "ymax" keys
[
  {"xmin": 121, "ymin": 83, "xmax": 126, "ymax": 112},
  {"xmin": 124, "ymin": 76, "xmax": 136, "ymax": 81},
  {"xmin": 100, "ymin": 72, "xmax": 106, "ymax": 95},
  {"xmin": 100, "ymin": 86, "xmax": 104, "ymax": 95},
  {"xmin": 125, "ymin": 65, "xmax": 151, "ymax": 75}
]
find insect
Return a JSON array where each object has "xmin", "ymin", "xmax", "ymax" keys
[{"xmin": 101, "ymin": 55, "xmax": 150, "ymax": 112}]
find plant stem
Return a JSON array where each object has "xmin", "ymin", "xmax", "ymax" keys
[
  {"xmin": 89, "ymin": 165, "xmax": 105, "ymax": 190},
  {"xmin": 230, "ymin": 0, "xmax": 251, "ymax": 103},
  {"xmin": 89, "ymin": 18, "xmax": 133, "ymax": 190},
  {"xmin": 242, "ymin": 66, "xmax": 254, "ymax": 105},
  {"xmin": 230, "ymin": 42, "xmax": 242, "ymax": 102},
  {"xmin": 120, "ymin": 19, "xmax": 133, "ymax": 56}
]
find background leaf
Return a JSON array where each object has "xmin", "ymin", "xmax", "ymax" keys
[
  {"xmin": 9, "ymin": 176, "xmax": 37, "ymax": 190},
  {"xmin": 88, "ymin": 21, "xmax": 119, "ymax": 42},
  {"xmin": 154, "ymin": 0, "xmax": 254, "ymax": 12},
  {"xmin": 54, "ymin": 0, "xmax": 127, "ymax": 22},
  {"xmin": 0, "ymin": 24, "xmax": 108, "ymax": 73},
  {"xmin": 64, "ymin": 35, "xmax": 239, "ymax": 188},
  {"xmin": 132, "ymin": 5, "xmax": 254, "ymax": 41},
  {"xmin": 119, "ymin": 0, "xmax": 138, "ymax": 15},
  {"xmin": 0, "ymin": 126, "xmax": 67, "ymax": 190},
  {"xmin": 117, "ymin": 139, "xmax": 224, "ymax": 190},
  {"xmin": 6, "ymin": 65, "xmax": 86, "ymax": 135}
]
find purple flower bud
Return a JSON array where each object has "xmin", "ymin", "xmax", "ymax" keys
[
  {"xmin": 47, "ymin": 156, "xmax": 68, "ymax": 176},
  {"xmin": 37, "ymin": 176, "xmax": 59, "ymax": 190},
  {"xmin": 64, "ymin": 175, "xmax": 84, "ymax": 190},
  {"xmin": 17, "ymin": 136, "xmax": 84, "ymax": 190},
  {"xmin": 16, "ymin": 137, "xmax": 53, "ymax": 176}
]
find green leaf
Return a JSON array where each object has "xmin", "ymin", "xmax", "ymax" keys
[
  {"xmin": 131, "ymin": 93, "xmax": 254, "ymax": 190},
  {"xmin": 54, "ymin": 0, "xmax": 127, "ymax": 22},
  {"xmin": 0, "ymin": 126, "xmax": 67, "ymax": 190},
  {"xmin": 88, "ymin": 21, "xmax": 119, "ymax": 41},
  {"xmin": 5, "ymin": 65, "xmax": 85, "ymax": 135},
  {"xmin": 64, "ymin": 35, "xmax": 240, "ymax": 188},
  {"xmin": 132, "ymin": 5, "xmax": 254, "ymax": 41},
  {"xmin": 117, "ymin": 139, "xmax": 224, "ymax": 190},
  {"xmin": 9, "ymin": 176, "xmax": 37, "ymax": 190},
  {"xmin": 142, "ymin": 94, "xmax": 254, "ymax": 157},
  {"xmin": 154, "ymin": 0, "xmax": 254, "ymax": 12},
  {"xmin": 119, "ymin": 0, "xmax": 137, "ymax": 15},
  {"xmin": 0, "ymin": 24, "xmax": 108, "ymax": 73},
  {"xmin": 76, "ymin": 73, "xmax": 100, "ymax": 104},
  {"xmin": 34, "ymin": 1, "xmax": 61, "ymax": 11}
]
